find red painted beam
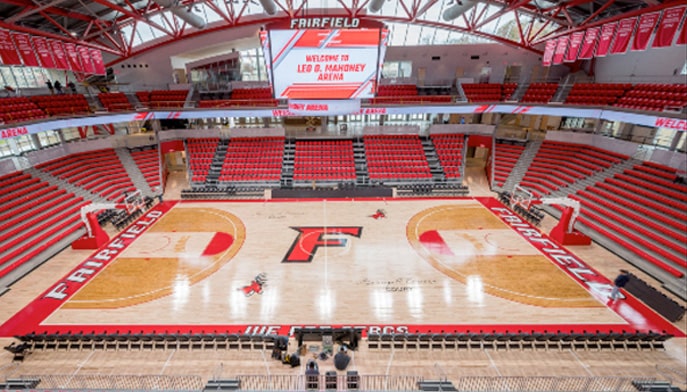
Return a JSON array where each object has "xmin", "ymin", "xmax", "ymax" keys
[{"xmin": 1, "ymin": 0, "xmax": 99, "ymax": 23}]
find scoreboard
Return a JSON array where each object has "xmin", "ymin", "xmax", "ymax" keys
[{"xmin": 263, "ymin": 17, "xmax": 387, "ymax": 100}]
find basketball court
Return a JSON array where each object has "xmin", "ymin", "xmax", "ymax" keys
[{"xmin": 0, "ymin": 197, "xmax": 681, "ymax": 338}]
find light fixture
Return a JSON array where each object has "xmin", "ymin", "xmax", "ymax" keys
[
  {"xmin": 368, "ymin": 0, "xmax": 385, "ymax": 13},
  {"xmin": 152, "ymin": 0, "xmax": 207, "ymax": 29},
  {"xmin": 258, "ymin": 0, "xmax": 277, "ymax": 15},
  {"xmin": 442, "ymin": 0, "xmax": 476, "ymax": 21}
]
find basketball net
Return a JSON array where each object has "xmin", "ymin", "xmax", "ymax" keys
[
  {"xmin": 510, "ymin": 184, "xmax": 534, "ymax": 210},
  {"xmin": 124, "ymin": 190, "xmax": 145, "ymax": 214}
]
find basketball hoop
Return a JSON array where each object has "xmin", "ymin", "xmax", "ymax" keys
[{"xmin": 510, "ymin": 184, "xmax": 534, "ymax": 211}]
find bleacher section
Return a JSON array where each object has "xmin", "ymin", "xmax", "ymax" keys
[
  {"xmin": 461, "ymin": 83, "xmax": 517, "ymax": 102},
  {"xmin": 371, "ymin": 84, "xmax": 452, "ymax": 104},
  {"xmin": 136, "ymin": 90, "xmax": 188, "ymax": 108},
  {"xmin": 493, "ymin": 142, "xmax": 525, "ymax": 187},
  {"xmin": 30, "ymin": 94, "xmax": 91, "ymax": 116},
  {"xmin": 377, "ymin": 84, "xmax": 418, "ymax": 97},
  {"xmin": 521, "ymin": 141, "xmax": 628, "ymax": 197},
  {"xmin": 613, "ymin": 83, "xmax": 687, "ymax": 112},
  {"xmin": 430, "ymin": 133, "xmax": 464, "ymax": 179},
  {"xmin": 520, "ymin": 83, "xmax": 559, "ymax": 104},
  {"xmin": 199, "ymin": 87, "xmax": 279, "ymax": 107},
  {"xmin": 293, "ymin": 140, "xmax": 356, "ymax": 182},
  {"xmin": 0, "ymin": 171, "xmax": 86, "ymax": 280},
  {"xmin": 564, "ymin": 83, "xmax": 630, "ymax": 106},
  {"xmin": 130, "ymin": 147, "xmax": 161, "ymax": 191},
  {"xmin": 36, "ymin": 149, "xmax": 136, "ymax": 202},
  {"xmin": 363, "ymin": 135, "xmax": 432, "ymax": 182},
  {"xmin": 98, "ymin": 92, "xmax": 134, "ymax": 111},
  {"xmin": 218, "ymin": 137, "xmax": 284, "ymax": 183},
  {"xmin": 568, "ymin": 161, "xmax": 687, "ymax": 279},
  {"xmin": 0, "ymin": 97, "xmax": 46, "ymax": 124},
  {"xmin": 186, "ymin": 138, "xmax": 219, "ymax": 183}
]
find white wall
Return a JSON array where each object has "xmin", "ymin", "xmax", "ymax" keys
[
  {"xmin": 594, "ymin": 44, "xmax": 687, "ymax": 84},
  {"xmin": 383, "ymin": 43, "xmax": 568, "ymax": 85},
  {"xmin": 110, "ymin": 24, "xmax": 262, "ymax": 88}
]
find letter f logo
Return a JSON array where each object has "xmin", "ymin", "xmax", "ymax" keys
[{"xmin": 282, "ymin": 226, "xmax": 362, "ymax": 263}]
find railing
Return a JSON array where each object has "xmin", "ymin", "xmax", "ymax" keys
[
  {"xmin": 4, "ymin": 374, "xmax": 669, "ymax": 392},
  {"xmin": 17, "ymin": 374, "xmax": 204, "ymax": 391},
  {"xmin": 236, "ymin": 374, "xmax": 422, "ymax": 391},
  {"xmin": 452, "ymin": 376, "xmax": 655, "ymax": 392}
]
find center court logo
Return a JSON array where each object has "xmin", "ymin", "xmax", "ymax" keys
[{"xmin": 282, "ymin": 226, "xmax": 363, "ymax": 263}]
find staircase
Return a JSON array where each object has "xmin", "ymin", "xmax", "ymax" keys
[
  {"xmin": 508, "ymin": 82, "xmax": 530, "ymax": 102},
  {"xmin": 499, "ymin": 140, "xmax": 542, "ymax": 192},
  {"xmin": 420, "ymin": 136, "xmax": 446, "ymax": 181},
  {"xmin": 114, "ymin": 148, "xmax": 153, "ymax": 197},
  {"xmin": 353, "ymin": 138, "xmax": 370, "ymax": 185},
  {"xmin": 280, "ymin": 139, "xmax": 295, "ymax": 188},
  {"xmin": 205, "ymin": 139, "xmax": 228, "ymax": 186}
]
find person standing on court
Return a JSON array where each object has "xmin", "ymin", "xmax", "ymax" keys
[{"xmin": 610, "ymin": 269, "xmax": 630, "ymax": 300}]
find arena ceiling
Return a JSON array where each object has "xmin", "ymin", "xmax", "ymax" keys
[{"xmin": 0, "ymin": 0, "xmax": 681, "ymax": 65}]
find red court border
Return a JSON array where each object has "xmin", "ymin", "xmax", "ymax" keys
[{"xmin": 0, "ymin": 198, "xmax": 682, "ymax": 338}]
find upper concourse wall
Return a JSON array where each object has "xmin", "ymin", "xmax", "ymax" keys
[{"xmin": 109, "ymin": 18, "xmax": 687, "ymax": 90}]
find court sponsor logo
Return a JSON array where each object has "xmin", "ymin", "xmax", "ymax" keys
[
  {"xmin": 1, "ymin": 126, "xmax": 28, "ymax": 139},
  {"xmin": 43, "ymin": 210, "xmax": 165, "ymax": 301},
  {"xmin": 282, "ymin": 226, "xmax": 363, "ymax": 263},
  {"xmin": 356, "ymin": 277, "xmax": 437, "ymax": 292}
]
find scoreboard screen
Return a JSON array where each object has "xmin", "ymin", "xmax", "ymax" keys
[{"xmin": 268, "ymin": 28, "xmax": 383, "ymax": 99}]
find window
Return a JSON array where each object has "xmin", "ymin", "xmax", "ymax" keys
[
  {"xmin": 14, "ymin": 134, "xmax": 36, "ymax": 153},
  {"xmin": 382, "ymin": 61, "xmax": 412, "ymax": 79},
  {"xmin": 37, "ymin": 130, "xmax": 61, "ymax": 148},
  {"xmin": 0, "ymin": 139, "xmax": 13, "ymax": 157}
]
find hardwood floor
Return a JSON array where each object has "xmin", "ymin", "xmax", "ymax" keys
[{"xmin": 0, "ymin": 159, "xmax": 685, "ymax": 390}]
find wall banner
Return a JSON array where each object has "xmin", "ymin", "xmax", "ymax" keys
[
  {"xmin": 610, "ymin": 17, "xmax": 638, "ymax": 54},
  {"xmin": 578, "ymin": 27, "xmax": 600, "ymax": 59},
  {"xmin": 632, "ymin": 12, "xmax": 660, "ymax": 51},
  {"xmin": 652, "ymin": 6, "xmax": 686, "ymax": 48}
]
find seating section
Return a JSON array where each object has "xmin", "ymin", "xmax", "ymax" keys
[
  {"xmin": 293, "ymin": 140, "xmax": 356, "ymax": 182},
  {"xmin": 520, "ymin": 83, "xmax": 559, "ymax": 104},
  {"xmin": 430, "ymin": 133, "xmax": 464, "ymax": 179},
  {"xmin": 364, "ymin": 135, "xmax": 431, "ymax": 181},
  {"xmin": 377, "ymin": 84, "xmax": 418, "ymax": 97},
  {"xmin": 130, "ymin": 147, "xmax": 161, "ymax": 191},
  {"xmin": 137, "ymin": 90, "xmax": 188, "ymax": 108},
  {"xmin": 462, "ymin": 83, "xmax": 517, "ymax": 102},
  {"xmin": 564, "ymin": 83, "xmax": 630, "ymax": 106},
  {"xmin": 0, "ymin": 97, "xmax": 46, "ymax": 124},
  {"xmin": 98, "ymin": 92, "xmax": 134, "ymax": 111},
  {"xmin": 36, "ymin": 149, "xmax": 136, "ymax": 202},
  {"xmin": 614, "ymin": 83, "xmax": 687, "ymax": 112},
  {"xmin": 493, "ymin": 142, "xmax": 525, "ymax": 187},
  {"xmin": 30, "ymin": 94, "xmax": 91, "ymax": 116},
  {"xmin": 0, "ymin": 171, "xmax": 86, "ymax": 280},
  {"xmin": 567, "ymin": 161, "xmax": 687, "ymax": 278},
  {"xmin": 521, "ymin": 141, "xmax": 628, "ymax": 197},
  {"xmin": 371, "ymin": 84, "xmax": 451, "ymax": 104},
  {"xmin": 186, "ymin": 138, "xmax": 219, "ymax": 183},
  {"xmin": 198, "ymin": 88, "xmax": 277, "ymax": 107},
  {"xmin": 218, "ymin": 137, "xmax": 284, "ymax": 183}
]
